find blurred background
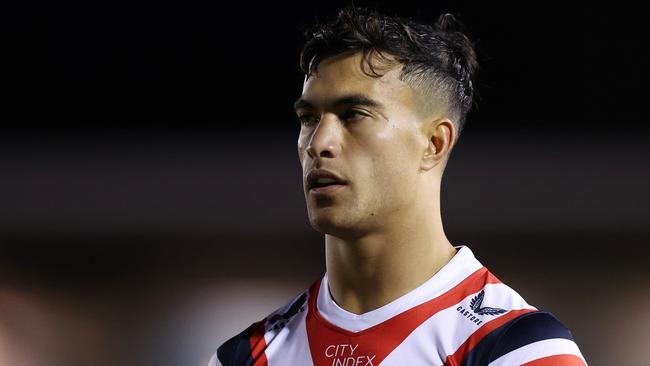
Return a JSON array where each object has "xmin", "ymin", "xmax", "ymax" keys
[{"xmin": 1, "ymin": 1, "xmax": 648, "ymax": 365}]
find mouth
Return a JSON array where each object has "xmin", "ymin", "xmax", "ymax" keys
[
  {"xmin": 306, "ymin": 170, "xmax": 348, "ymax": 195},
  {"xmin": 309, "ymin": 183, "xmax": 346, "ymax": 194}
]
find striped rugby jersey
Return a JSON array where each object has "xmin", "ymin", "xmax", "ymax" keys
[{"xmin": 211, "ymin": 246, "xmax": 587, "ymax": 366}]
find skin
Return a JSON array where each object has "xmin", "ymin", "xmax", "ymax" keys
[{"xmin": 295, "ymin": 51, "xmax": 458, "ymax": 315}]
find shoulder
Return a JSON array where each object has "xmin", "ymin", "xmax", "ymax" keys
[
  {"xmin": 214, "ymin": 320, "xmax": 263, "ymax": 366},
  {"xmin": 214, "ymin": 288, "xmax": 310, "ymax": 366},
  {"xmin": 455, "ymin": 267, "xmax": 587, "ymax": 365},
  {"xmin": 466, "ymin": 311, "xmax": 587, "ymax": 366}
]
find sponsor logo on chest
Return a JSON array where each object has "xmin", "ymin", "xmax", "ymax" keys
[{"xmin": 324, "ymin": 343, "xmax": 376, "ymax": 366}]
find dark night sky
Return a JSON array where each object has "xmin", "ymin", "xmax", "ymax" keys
[{"xmin": 2, "ymin": 1, "xmax": 648, "ymax": 134}]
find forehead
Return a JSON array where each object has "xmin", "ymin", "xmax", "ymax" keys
[{"xmin": 300, "ymin": 52, "xmax": 413, "ymax": 107}]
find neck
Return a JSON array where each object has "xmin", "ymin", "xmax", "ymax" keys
[{"xmin": 324, "ymin": 195, "xmax": 456, "ymax": 315}]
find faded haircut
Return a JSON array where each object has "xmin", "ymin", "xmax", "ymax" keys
[{"xmin": 299, "ymin": 5, "xmax": 479, "ymax": 139}]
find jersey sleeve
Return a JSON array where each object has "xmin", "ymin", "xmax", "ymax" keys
[
  {"xmin": 214, "ymin": 320, "xmax": 266, "ymax": 366},
  {"xmin": 485, "ymin": 311, "xmax": 587, "ymax": 365},
  {"xmin": 213, "ymin": 290, "xmax": 309, "ymax": 366}
]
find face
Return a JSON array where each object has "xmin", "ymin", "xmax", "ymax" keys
[{"xmin": 295, "ymin": 52, "xmax": 431, "ymax": 239}]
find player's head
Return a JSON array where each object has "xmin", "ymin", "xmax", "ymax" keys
[{"xmin": 295, "ymin": 6, "xmax": 478, "ymax": 238}]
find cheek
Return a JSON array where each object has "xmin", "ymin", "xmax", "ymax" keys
[
  {"xmin": 366, "ymin": 125, "xmax": 421, "ymax": 171},
  {"xmin": 362, "ymin": 133, "xmax": 421, "ymax": 193},
  {"xmin": 297, "ymin": 128, "xmax": 308, "ymax": 149},
  {"xmin": 297, "ymin": 129, "xmax": 311, "ymax": 165},
  {"xmin": 355, "ymin": 142, "xmax": 408, "ymax": 193}
]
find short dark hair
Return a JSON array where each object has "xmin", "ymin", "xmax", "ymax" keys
[{"xmin": 299, "ymin": 5, "xmax": 478, "ymax": 138}]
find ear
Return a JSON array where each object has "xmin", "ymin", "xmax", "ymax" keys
[{"xmin": 421, "ymin": 117, "xmax": 455, "ymax": 172}]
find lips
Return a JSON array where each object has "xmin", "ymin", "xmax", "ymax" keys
[
  {"xmin": 306, "ymin": 169, "xmax": 348, "ymax": 191},
  {"xmin": 310, "ymin": 184, "xmax": 345, "ymax": 194}
]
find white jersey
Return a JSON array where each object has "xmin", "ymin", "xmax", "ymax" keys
[{"xmin": 212, "ymin": 246, "xmax": 587, "ymax": 366}]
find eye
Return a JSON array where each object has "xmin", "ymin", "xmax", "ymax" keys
[
  {"xmin": 297, "ymin": 113, "xmax": 320, "ymax": 126},
  {"xmin": 340, "ymin": 109, "xmax": 369, "ymax": 122}
]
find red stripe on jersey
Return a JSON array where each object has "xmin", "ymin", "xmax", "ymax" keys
[
  {"xmin": 249, "ymin": 320, "xmax": 269, "ymax": 366},
  {"xmin": 306, "ymin": 267, "xmax": 501, "ymax": 366},
  {"xmin": 522, "ymin": 354, "xmax": 586, "ymax": 366},
  {"xmin": 443, "ymin": 308, "xmax": 536, "ymax": 366}
]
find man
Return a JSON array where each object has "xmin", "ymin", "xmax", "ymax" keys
[{"xmin": 212, "ymin": 6, "xmax": 587, "ymax": 366}]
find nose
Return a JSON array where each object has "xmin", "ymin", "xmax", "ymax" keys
[{"xmin": 306, "ymin": 114, "xmax": 342, "ymax": 159}]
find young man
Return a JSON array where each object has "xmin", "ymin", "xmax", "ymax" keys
[{"xmin": 212, "ymin": 6, "xmax": 587, "ymax": 366}]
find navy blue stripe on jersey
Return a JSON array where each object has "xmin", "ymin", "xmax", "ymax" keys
[
  {"xmin": 217, "ymin": 324, "xmax": 254, "ymax": 366},
  {"xmin": 488, "ymin": 311, "xmax": 575, "ymax": 362},
  {"xmin": 460, "ymin": 311, "xmax": 575, "ymax": 366}
]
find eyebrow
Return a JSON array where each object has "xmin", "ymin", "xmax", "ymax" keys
[{"xmin": 293, "ymin": 94, "xmax": 384, "ymax": 112}]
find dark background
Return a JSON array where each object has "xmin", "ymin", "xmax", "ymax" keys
[{"xmin": 1, "ymin": 1, "xmax": 648, "ymax": 365}]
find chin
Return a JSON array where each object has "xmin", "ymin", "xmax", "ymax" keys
[
  {"xmin": 309, "ymin": 211, "xmax": 337, "ymax": 231},
  {"xmin": 308, "ymin": 211, "xmax": 364, "ymax": 239},
  {"xmin": 309, "ymin": 209, "xmax": 341, "ymax": 231}
]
